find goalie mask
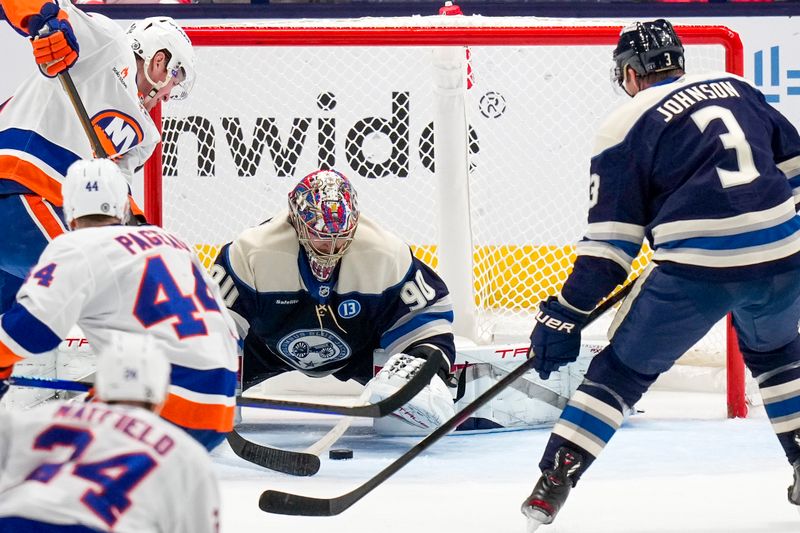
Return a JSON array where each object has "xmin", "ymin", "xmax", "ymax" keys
[
  {"xmin": 289, "ymin": 170, "xmax": 359, "ymax": 281},
  {"xmin": 63, "ymin": 159, "xmax": 130, "ymax": 227},
  {"xmin": 613, "ymin": 19, "xmax": 684, "ymax": 93},
  {"xmin": 127, "ymin": 17, "xmax": 196, "ymax": 103}
]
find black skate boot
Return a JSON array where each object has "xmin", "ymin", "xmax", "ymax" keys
[
  {"xmin": 521, "ymin": 447, "xmax": 583, "ymax": 532},
  {"xmin": 789, "ymin": 460, "xmax": 800, "ymax": 507}
]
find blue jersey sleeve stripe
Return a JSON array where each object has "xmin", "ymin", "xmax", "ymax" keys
[
  {"xmin": 180, "ymin": 427, "xmax": 227, "ymax": 452},
  {"xmin": 170, "ymin": 364, "xmax": 238, "ymax": 396},
  {"xmin": 1, "ymin": 304, "xmax": 61, "ymax": 354},
  {"xmin": 379, "ymin": 310, "xmax": 454, "ymax": 349},
  {"xmin": 657, "ymin": 216, "xmax": 800, "ymax": 251},
  {"xmin": 581, "ymin": 238, "xmax": 641, "ymax": 259},
  {"xmin": 0, "ymin": 128, "xmax": 81, "ymax": 176}
]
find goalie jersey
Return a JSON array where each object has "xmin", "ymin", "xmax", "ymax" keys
[
  {"xmin": 0, "ymin": 401, "xmax": 219, "ymax": 533},
  {"xmin": 0, "ymin": 0, "xmax": 160, "ymax": 204},
  {"xmin": 213, "ymin": 212, "xmax": 456, "ymax": 387},
  {"xmin": 562, "ymin": 72, "xmax": 800, "ymax": 311},
  {"xmin": 0, "ymin": 225, "xmax": 239, "ymax": 450}
]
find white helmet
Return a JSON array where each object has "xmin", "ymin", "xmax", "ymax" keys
[
  {"xmin": 63, "ymin": 159, "xmax": 130, "ymax": 226},
  {"xmin": 127, "ymin": 17, "xmax": 196, "ymax": 101},
  {"xmin": 95, "ymin": 332, "xmax": 171, "ymax": 406}
]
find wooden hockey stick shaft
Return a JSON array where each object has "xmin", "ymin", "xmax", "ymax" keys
[
  {"xmin": 259, "ymin": 282, "xmax": 635, "ymax": 516},
  {"xmin": 58, "ymin": 71, "xmax": 108, "ymax": 158}
]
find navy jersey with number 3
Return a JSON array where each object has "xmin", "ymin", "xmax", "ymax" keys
[{"xmin": 562, "ymin": 72, "xmax": 800, "ymax": 310}]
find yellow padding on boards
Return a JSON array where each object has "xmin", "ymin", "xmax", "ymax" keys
[{"xmin": 193, "ymin": 243, "xmax": 652, "ymax": 310}]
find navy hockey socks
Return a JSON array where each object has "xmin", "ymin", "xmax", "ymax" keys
[
  {"xmin": 539, "ymin": 347, "xmax": 657, "ymax": 482},
  {"xmin": 742, "ymin": 336, "xmax": 800, "ymax": 465}
]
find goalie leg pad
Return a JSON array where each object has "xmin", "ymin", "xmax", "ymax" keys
[{"xmin": 368, "ymin": 353, "xmax": 455, "ymax": 436}]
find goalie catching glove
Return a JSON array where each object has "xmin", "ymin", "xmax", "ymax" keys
[
  {"xmin": 27, "ymin": 2, "xmax": 79, "ymax": 77},
  {"xmin": 367, "ymin": 351, "xmax": 455, "ymax": 435},
  {"xmin": 529, "ymin": 297, "xmax": 590, "ymax": 380}
]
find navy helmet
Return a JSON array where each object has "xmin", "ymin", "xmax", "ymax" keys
[{"xmin": 613, "ymin": 19, "xmax": 684, "ymax": 88}]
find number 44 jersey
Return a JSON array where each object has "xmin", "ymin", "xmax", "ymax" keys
[
  {"xmin": 0, "ymin": 401, "xmax": 220, "ymax": 533},
  {"xmin": 0, "ymin": 225, "xmax": 240, "ymax": 451}
]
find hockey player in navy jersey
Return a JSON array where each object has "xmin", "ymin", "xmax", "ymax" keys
[
  {"xmin": 213, "ymin": 169, "xmax": 457, "ymax": 433},
  {"xmin": 521, "ymin": 19, "xmax": 800, "ymax": 530}
]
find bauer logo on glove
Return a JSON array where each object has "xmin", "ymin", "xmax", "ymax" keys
[{"xmin": 529, "ymin": 297, "xmax": 590, "ymax": 380}]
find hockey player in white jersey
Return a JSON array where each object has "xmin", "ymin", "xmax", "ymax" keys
[
  {"xmin": 0, "ymin": 0, "xmax": 195, "ymax": 312},
  {"xmin": 0, "ymin": 158, "xmax": 239, "ymax": 450},
  {"xmin": 213, "ymin": 169, "xmax": 457, "ymax": 434},
  {"xmin": 0, "ymin": 332, "xmax": 221, "ymax": 533}
]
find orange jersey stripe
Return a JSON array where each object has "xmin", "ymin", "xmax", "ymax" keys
[
  {"xmin": 0, "ymin": 0, "xmax": 51, "ymax": 33},
  {"xmin": 0, "ymin": 339, "xmax": 25, "ymax": 367},
  {"xmin": 160, "ymin": 393, "xmax": 234, "ymax": 433},
  {"xmin": 22, "ymin": 195, "xmax": 65, "ymax": 240},
  {"xmin": 0, "ymin": 155, "xmax": 63, "ymax": 205},
  {"xmin": 129, "ymin": 195, "xmax": 144, "ymax": 218}
]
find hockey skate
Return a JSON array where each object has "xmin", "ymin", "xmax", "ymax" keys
[
  {"xmin": 790, "ymin": 460, "xmax": 800, "ymax": 509},
  {"xmin": 520, "ymin": 447, "xmax": 583, "ymax": 532}
]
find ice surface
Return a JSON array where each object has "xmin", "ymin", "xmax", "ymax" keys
[{"xmin": 214, "ymin": 390, "xmax": 800, "ymax": 533}]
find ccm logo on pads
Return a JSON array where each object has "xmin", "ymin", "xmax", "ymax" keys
[{"xmin": 534, "ymin": 311, "xmax": 576, "ymax": 333}]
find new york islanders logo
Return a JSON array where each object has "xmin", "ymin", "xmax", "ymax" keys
[{"xmin": 91, "ymin": 109, "xmax": 144, "ymax": 155}]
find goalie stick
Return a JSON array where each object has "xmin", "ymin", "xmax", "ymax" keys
[
  {"xmin": 258, "ymin": 283, "xmax": 634, "ymax": 516},
  {"xmin": 235, "ymin": 354, "xmax": 441, "ymax": 418},
  {"xmin": 11, "ymin": 362, "xmax": 438, "ymax": 419}
]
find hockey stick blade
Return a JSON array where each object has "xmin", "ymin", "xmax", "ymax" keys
[
  {"xmin": 237, "ymin": 354, "xmax": 441, "ymax": 418},
  {"xmin": 227, "ymin": 429, "xmax": 320, "ymax": 476},
  {"xmin": 259, "ymin": 283, "xmax": 634, "ymax": 516}
]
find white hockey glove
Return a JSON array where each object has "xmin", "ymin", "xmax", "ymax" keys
[{"xmin": 367, "ymin": 353, "xmax": 456, "ymax": 436}]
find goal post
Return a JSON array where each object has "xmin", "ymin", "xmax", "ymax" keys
[{"xmin": 143, "ymin": 20, "xmax": 747, "ymax": 417}]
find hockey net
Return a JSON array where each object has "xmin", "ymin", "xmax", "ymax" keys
[{"xmin": 143, "ymin": 18, "xmax": 748, "ymax": 415}]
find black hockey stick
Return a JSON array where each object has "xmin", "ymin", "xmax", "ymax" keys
[
  {"xmin": 227, "ymin": 429, "xmax": 321, "ymax": 476},
  {"xmin": 14, "ymin": 356, "xmax": 439, "ymax": 418},
  {"xmin": 259, "ymin": 283, "xmax": 634, "ymax": 516},
  {"xmin": 236, "ymin": 354, "xmax": 441, "ymax": 418}
]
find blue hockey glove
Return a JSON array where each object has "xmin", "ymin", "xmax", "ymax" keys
[
  {"xmin": 0, "ymin": 366, "xmax": 13, "ymax": 401},
  {"xmin": 529, "ymin": 297, "xmax": 589, "ymax": 380},
  {"xmin": 27, "ymin": 3, "xmax": 79, "ymax": 78}
]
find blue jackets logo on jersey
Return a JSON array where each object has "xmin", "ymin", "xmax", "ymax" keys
[
  {"xmin": 337, "ymin": 299, "xmax": 361, "ymax": 318},
  {"xmin": 278, "ymin": 329, "xmax": 350, "ymax": 370},
  {"xmin": 91, "ymin": 109, "xmax": 144, "ymax": 155}
]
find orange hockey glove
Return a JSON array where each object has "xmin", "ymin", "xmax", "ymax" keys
[{"xmin": 27, "ymin": 3, "xmax": 79, "ymax": 78}]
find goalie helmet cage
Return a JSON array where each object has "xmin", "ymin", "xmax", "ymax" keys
[{"xmin": 142, "ymin": 22, "xmax": 747, "ymax": 418}]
